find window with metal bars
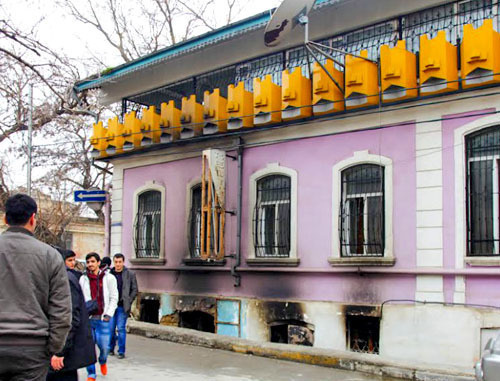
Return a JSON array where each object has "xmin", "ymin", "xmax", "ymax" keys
[
  {"xmin": 134, "ymin": 190, "xmax": 162, "ymax": 258},
  {"xmin": 188, "ymin": 184, "xmax": 202, "ymax": 258},
  {"xmin": 253, "ymin": 175, "xmax": 291, "ymax": 257},
  {"xmin": 466, "ymin": 126, "xmax": 500, "ymax": 256},
  {"xmin": 340, "ymin": 164, "xmax": 384, "ymax": 257}
]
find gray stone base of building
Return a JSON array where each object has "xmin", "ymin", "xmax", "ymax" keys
[{"xmin": 128, "ymin": 320, "xmax": 474, "ymax": 381}]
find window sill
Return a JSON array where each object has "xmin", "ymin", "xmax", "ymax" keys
[
  {"xmin": 246, "ymin": 257, "xmax": 300, "ymax": 266},
  {"xmin": 130, "ymin": 258, "xmax": 166, "ymax": 265},
  {"xmin": 328, "ymin": 256, "xmax": 396, "ymax": 267},
  {"xmin": 465, "ymin": 257, "xmax": 500, "ymax": 267},
  {"xmin": 183, "ymin": 258, "xmax": 226, "ymax": 266}
]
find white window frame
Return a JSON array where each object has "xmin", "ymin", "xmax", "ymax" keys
[
  {"xmin": 455, "ymin": 114, "xmax": 500, "ymax": 266},
  {"xmin": 247, "ymin": 163, "xmax": 299, "ymax": 265},
  {"xmin": 330, "ymin": 151, "xmax": 394, "ymax": 265},
  {"xmin": 131, "ymin": 181, "xmax": 166, "ymax": 264}
]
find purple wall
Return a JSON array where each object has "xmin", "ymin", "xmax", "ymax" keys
[{"xmin": 121, "ymin": 121, "xmax": 418, "ymax": 303}]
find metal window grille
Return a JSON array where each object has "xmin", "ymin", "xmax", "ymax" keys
[
  {"xmin": 340, "ymin": 164, "xmax": 384, "ymax": 257},
  {"xmin": 122, "ymin": 0, "xmax": 497, "ymax": 114},
  {"xmin": 253, "ymin": 175, "xmax": 291, "ymax": 257},
  {"xmin": 347, "ymin": 315, "xmax": 380, "ymax": 355},
  {"xmin": 127, "ymin": 78, "xmax": 196, "ymax": 111},
  {"xmin": 236, "ymin": 52, "xmax": 284, "ymax": 90},
  {"xmin": 196, "ymin": 66, "xmax": 237, "ymax": 99},
  {"xmin": 188, "ymin": 185, "xmax": 202, "ymax": 258},
  {"xmin": 466, "ymin": 125, "xmax": 500, "ymax": 256},
  {"xmin": 134, "ymin": 190, "xmax": 162, "ymax": 258}
]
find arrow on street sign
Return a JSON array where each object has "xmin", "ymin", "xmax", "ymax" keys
[{"xmin": 74, "ymin": 190, "xmax": 107, "ymax": 203}]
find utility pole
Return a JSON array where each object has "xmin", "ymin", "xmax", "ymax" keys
[{"xmin": 27, "ymin": 84, "xmax": 33, "ymax": 196}]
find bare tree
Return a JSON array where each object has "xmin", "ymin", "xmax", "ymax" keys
[{"xmin": 60, "ymin": 0, "xmax": 245, "ymax": 63}]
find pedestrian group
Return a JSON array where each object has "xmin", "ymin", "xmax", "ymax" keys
[{"xmin": 0, "ymin": 194, "xmax": 138, "ymax": 381}]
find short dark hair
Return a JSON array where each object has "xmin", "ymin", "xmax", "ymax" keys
[
  {"xmin": 85, "ymin": 252, "xmax": 101, "ymax": 262},
  {"xmin": 53, "ymin": 247, "xmax": 76, "ymax": 261},
  {"xmin": 100, "ymin": 256, "xmax": 111, "ymax": 267},
  {"xmin": 113, "ymin": 253, "xmax": 125, "ymax": 261},
  {"xmin": 5, "ymin": 194, "xmax": 37, "ymax": 226}
]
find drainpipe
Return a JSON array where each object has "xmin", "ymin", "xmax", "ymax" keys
[
  {"xmin": 231, "ymin": 137, "xmax": 244, "ymax": 287},
  {"xmin": 104, "ymin": 183, "xmax": 112, "ymax": 257}
]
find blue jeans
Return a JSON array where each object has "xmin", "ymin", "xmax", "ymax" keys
[
  {"xmin": 87, "ymin": 318, "xmax": 112, "ymax": 379},
  {"xmin": 109, "ymin": 306, "xmax": 128, "ymax": 355}
]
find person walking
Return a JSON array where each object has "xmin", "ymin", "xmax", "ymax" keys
[
  {"xmin": 0, "ymin": 193, "xmax": 72, "ymax": 381},
  {"xmin": 47, "ymin": 248, "xmax": 96, "ymax": 381},
  {"xmin": 79, "ymin": 252, "xmax": 118, "ymax": 381},
  {"xmin": 109, "ymin": 253, "xmax": 138, "ymax": 359}
]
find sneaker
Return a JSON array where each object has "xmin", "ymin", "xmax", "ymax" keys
[
  {"xmin": 117, "ymin": 353, "xmax": 125, "ymax": 359},
  {"xmin": 109, "ymin": 350, "xmax": 115, "ymax": 356},
  {"xmin": 100, "ymin": 363, "xmax": 108, "ymax": 376},
  {"xmin": 87, "ymin": 378, "xmax": 96, "ymax": 381}
]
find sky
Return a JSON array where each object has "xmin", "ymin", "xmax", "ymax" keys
[
  {"xmin": 1, "ymin": 0, "xmax": 282, "ymax": 192},
  {"xmin": 4, "ymin": 0, "xmax": 282, "ymax": 76}
]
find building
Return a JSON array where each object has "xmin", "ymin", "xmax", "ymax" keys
[
  {"xmin": 0, "ymin": 191, "xmax": 105, "ymax": 257},
  {"xmin": 75, "ymin": 0, "xmax": 500, "ymax": 369}
]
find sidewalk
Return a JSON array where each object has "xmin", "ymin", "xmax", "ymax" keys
[{"xmin": 128, "ymin": 321, "xmax": 475, "ymax": 381}]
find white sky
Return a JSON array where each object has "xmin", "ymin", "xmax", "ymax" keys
[{"xmin": 1, "ymin": 0, "xmax": 282, "ymax": 191}]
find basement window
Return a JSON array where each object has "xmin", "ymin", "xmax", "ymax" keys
[
  {"xmin": 269, "ymin": 320, "xmax": 314, "ymax": 346},
  {"xmin": 179, "ymin": 311, "xmax": 215, "ymax": 333},
  {"xmin": 346, "ymin": 315, "xmax": 380, "ymax": 354},
  {"xmin": 140, "ymin": 298, "xmax": 160, "ymax": 324}
]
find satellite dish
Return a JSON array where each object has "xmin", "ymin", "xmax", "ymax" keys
[{"xmin": 264, "ymin": 0, "xmax": 316, "ymax": 47}]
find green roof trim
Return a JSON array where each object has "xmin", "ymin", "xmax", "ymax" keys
[{"xmin": 74, "ymin": 0, "xmax": 335, "ymax": 93}]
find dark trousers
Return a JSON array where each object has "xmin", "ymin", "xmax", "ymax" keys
[
  {"xmin": 0, "ymin": 345, "xmax": 49, "ymax": 381},
  {"xmin": 46, "ymin": 370, "xmax": 78, "ymax": 381}
]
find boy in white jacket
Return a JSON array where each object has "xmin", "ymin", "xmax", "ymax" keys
[{"xmin": 80, "ymin": 253, "xmax": 118, "ymax": 381}]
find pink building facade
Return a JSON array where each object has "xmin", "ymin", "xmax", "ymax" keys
[{"xmin": 77, "ymin": 0, "xmax": 500, "ymax": 370}]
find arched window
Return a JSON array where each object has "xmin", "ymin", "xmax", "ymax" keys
[
  {"xmin": 340, "ymin": 164, "xmax": 384, "ymax": 257},
  {"xmin": 466, "ymin": 126, "xmax": 500, "ymax": 256},
  {"xmin": 134, "ymin": 190, "xmax": 162, "ymax": 258},
  {"xmin": 253, "ymin": 175, "xmax": 291, "ymax": 257}
]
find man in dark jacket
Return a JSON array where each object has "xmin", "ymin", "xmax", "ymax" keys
[
  {"xmin": 0, "ymin": 194, "xmax": 71, "ymax": 381},
  {"xmin": 47, "ymin": 248, "xmax": 96, "ymax": 381},
  {"xmin": 109, "ymin": 253, "xmax": 138, "ymax": 359}
]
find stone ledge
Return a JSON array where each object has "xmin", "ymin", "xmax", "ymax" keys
[
  {"xmin": 127, "ymin": 320, "xmax": 474, "ymax": 381},
  {"xmin": 328, "ymin": 256, "xmax": 396, "ymax": 266},
  {"xmin": 246, "ymin": 258, "xmax": 300, "ymax": 266},
  {"xmin": 465, "ymin": 257, "xmax": 500, "ymax": 267},
  {"xmin": 130, "ymin": 258, "xmax": 166, "ymax": 265}
]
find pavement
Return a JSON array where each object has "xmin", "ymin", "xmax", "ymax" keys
[
  {"xmin": 79, "ymin": 333, "xmax": 400, "ymax": 380},
  {"xmin": 127, "ymin": 321, "xmax": 475, "ymax": 381}
]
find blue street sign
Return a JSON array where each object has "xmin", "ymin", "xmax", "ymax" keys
[{"xmin": 74, "ymin": 190, "xmax": 107, "ymax": 203}]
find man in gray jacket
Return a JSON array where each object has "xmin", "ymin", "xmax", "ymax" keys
[
  {"xmin": 109, "ymin": 253, "xmax": 138, "ymax": 359},
  {"xmin": 0, "ymin": 193, "xmax": 72, "ymax": 380}
]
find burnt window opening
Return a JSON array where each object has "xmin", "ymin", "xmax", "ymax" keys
[
  {"xmin": 346, "ymin": 315, "xmax": 380, "ymax": 354},
  {"xmin": 466, "ymin": 126, "xmax": 500, "ymax": 256},
  {"xmin": 134, "ymin": 190, "xmax": 162, "ymax": 258},
  {"xmin": 179, "ymin": 311, "xmax": 215, "ymax": 333},
  {"xmin": 340, "ymin": 164, "xmax": 384, "ymax": 257},
  {"xmin": 140, "ymin": 298, "xmax": 160, "ymax": 324},
  {"xmin": 269, "ymin": 320, "xmax": 314, "ymax": 347},
  {"xmin": 253, "ymin": 175, "xmax": 291, "ymax": 258},
  {"xmin": 188, "ymin": 184, "xmax": 202, "ymax": 258}
]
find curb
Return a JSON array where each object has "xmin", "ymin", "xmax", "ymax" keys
[{"xmin": 128, "ymin": 321, "xmax": 474, "ymax": 380}]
